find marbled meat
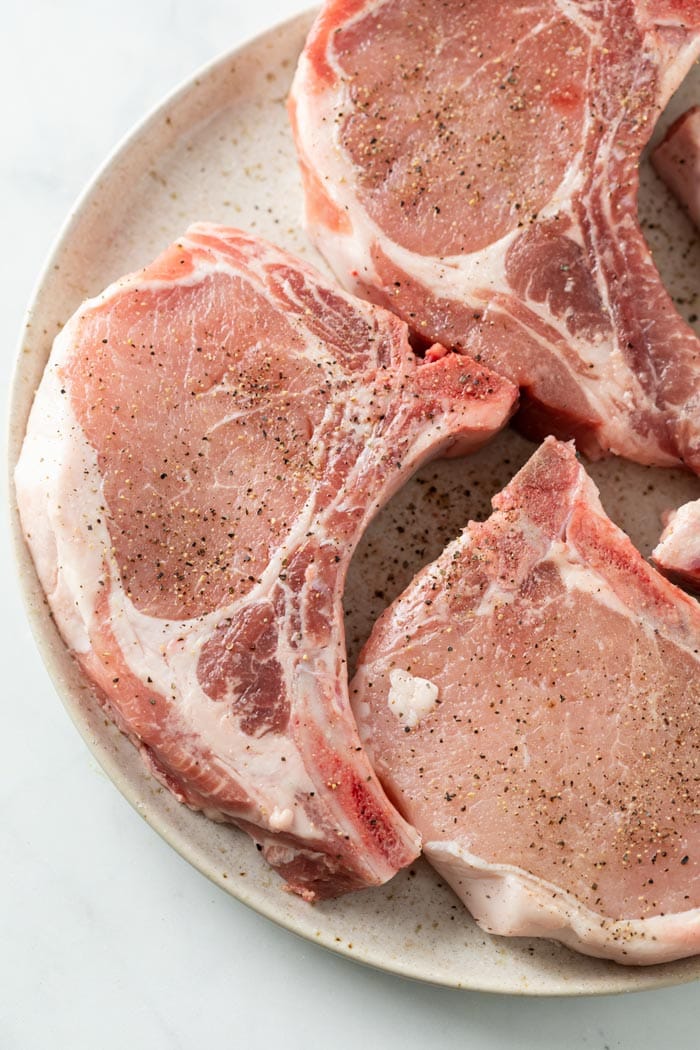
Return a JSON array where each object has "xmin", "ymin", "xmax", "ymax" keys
[
  {"xmin": 351, "ymin": 438, "xmax": 700, "ymax": 962},
  {"xmin": 15, "ymin": 223, "xmax": 517, "ymax": 900},
  {"xmin": 290, "ymin": 0, "xmax": 700, "ymax": 469}
]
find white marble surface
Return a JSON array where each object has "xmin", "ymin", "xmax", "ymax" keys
[{"xmin": 2, "ymin": 2, "xmax": 699, "ymax": 1047}]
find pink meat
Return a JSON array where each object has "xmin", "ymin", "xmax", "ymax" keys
[
  {"xmin": 652, "ymin": 105, "xmax": 700, "ymax": 229},
  {"xmin": 649, "ymin": 108, "xmax": 700, "ymax": 591},
  {"xmin": 653, "ymin": 503, "xmax": 700, "ymax": 592},
  {"xmin": 290, "ymin": 0, "xmax": 700, "ymax": 470},
  {"xmin": 15, "ymin": 224, "xmax": 516, "ymax": 901},
  {"xmin": 351, "ymin": 439, "xmax": 700, "ymax": 963}
]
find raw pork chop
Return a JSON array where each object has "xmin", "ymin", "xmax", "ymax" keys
[
  {"xmin": 351, "ymin": 439, "xmax": 700, "ymax": 963},
  {"xmin": 653, "ymin": 502, "xmax": 700, "ymax": 592},
  {"xmin": 15, "ymin": 223, "xmax": 516, "ymax": 901},
  {"xmin": 290, "ymin": 0, "xmax": 700, "ymax": 469},
  {"xmin": 652, "ymin": 105, "xmax": 700, "ymax": 229}
]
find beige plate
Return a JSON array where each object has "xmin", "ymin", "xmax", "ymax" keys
[{"xmin": 8, "ymin": 9, "xmax": 700, "ymax": 995}]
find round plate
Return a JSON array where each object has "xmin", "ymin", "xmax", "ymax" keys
[{"xmin": 8, "ymin": 9, "xmax": 700, "ymax": 995}]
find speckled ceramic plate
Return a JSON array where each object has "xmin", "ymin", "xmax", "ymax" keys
[{"xmin": 8, "ymin": 9, "xmax": 700, "ymax": 995}]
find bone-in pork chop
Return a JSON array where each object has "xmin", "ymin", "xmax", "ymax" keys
[
  {"xmin": 15, "ymin": 223, "xmax": 517, "ymax": 900},
  {"xmin": 351, "ymin": 439, "xmax": 700, "ymax": 963},
  {"xmin": 290, "ymin": 0, "xmax": 700, "ymax": 470}
]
